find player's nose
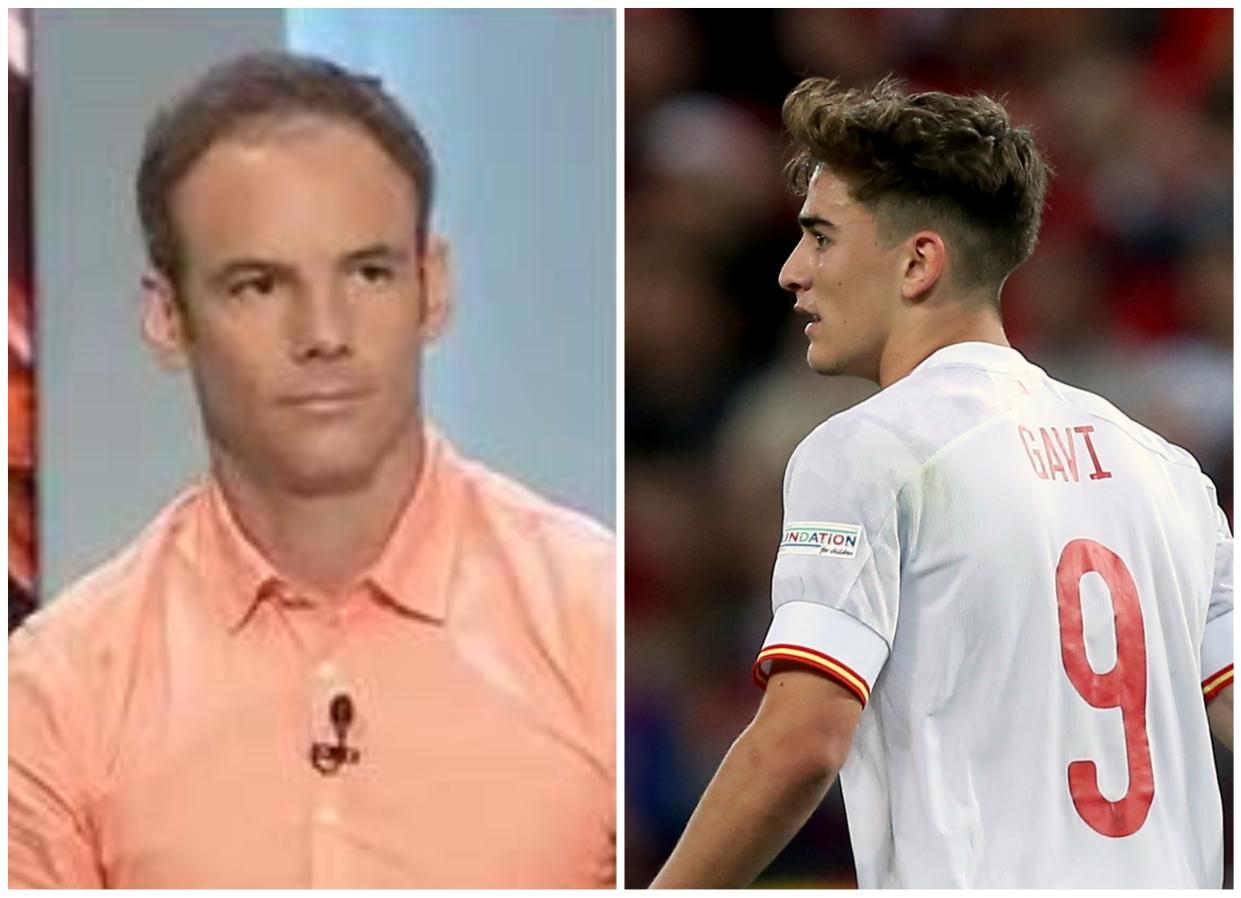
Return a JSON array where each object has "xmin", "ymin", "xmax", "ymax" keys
[{"xmin": 778, "ymin": 244, "xmax": 809, "ymax": 294}]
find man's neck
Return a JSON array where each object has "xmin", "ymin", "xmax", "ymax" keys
[
  {"xmin": 210, "ymin": 426, "xmax": 426, "ymax": 601},
  {"xmin": 877, "ymin": 303, "xmax": 1009, "ymax": 389}
]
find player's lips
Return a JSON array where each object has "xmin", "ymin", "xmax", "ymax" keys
[{"xmin": 795, "ymin": 303, "xmax": 822, "ymax": 335}]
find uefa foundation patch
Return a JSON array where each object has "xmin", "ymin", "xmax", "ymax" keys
[{"xmin": 779, "ymin": 522, "xmax": 863, "ymax": 558}]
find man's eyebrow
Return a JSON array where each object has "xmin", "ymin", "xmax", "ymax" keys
[
  {"xmin": 207, "ymin": 246, "xmax": 413, "ymax": 284},
  {"xmin": 209, "ymin": 258, "xmax": 292, "ymax": 285},
  {"xmin": 798, "ymin": 215, "xmax": 836, "ymax": 232},
  {"xmin": 341, "ymin": 244, "xmax": 411, "ymax": 266}
]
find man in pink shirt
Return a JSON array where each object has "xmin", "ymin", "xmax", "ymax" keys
[{"xmin": 9, "ymin": 52, "xmax": 615, "ymax": 888}]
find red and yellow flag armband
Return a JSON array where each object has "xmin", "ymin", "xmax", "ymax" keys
[
  {"xmin": 753, "ymin": 643, "xmax": 871, "ymax": 706},
  {"xmin": 1203, "ymin": 664, "xmax": 1233, "ymax": 701}
]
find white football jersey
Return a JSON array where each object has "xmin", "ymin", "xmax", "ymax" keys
[{"xmin": 754, "ymin": 342, "xmax": 1233, "ymax": 888}]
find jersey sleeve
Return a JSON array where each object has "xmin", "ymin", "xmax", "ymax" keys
[
  {"xmin": 1201, "ymin": 502, "xmax": 1233, "ymax": 701},
  {"xmin": 753, "ymin": 419, "xmax": 913, "ymax": 706}
]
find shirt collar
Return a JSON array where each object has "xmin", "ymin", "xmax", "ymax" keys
[
  {"xmin": 363, "ymin": 429, "xmax": 459, "ymax": 624},
  {"xmin": 200, "ymin": 477, "xmax": 282, "ymax": 632},
  {"xmin": 911, "ymin": 341, "xmax": 1033, "ymax": 375},
  {"xmin": 200, "ymin": 427, "xmax": 461, "ymax": 632}
]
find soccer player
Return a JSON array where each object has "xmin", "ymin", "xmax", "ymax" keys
[
  {"xmin": 9, "ymin": 53, "xmax": 615, "ymax": 888},
  {"xmin": 651, "ymin": 76, "xmax": 1232, "ymax": 888}
]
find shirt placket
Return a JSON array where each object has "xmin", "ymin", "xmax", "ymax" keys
[{"xmin": 306, "ymin": 599, "xmax": 359, "ymax": 888}]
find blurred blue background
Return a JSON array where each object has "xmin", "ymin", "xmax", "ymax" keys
[{"xmin": 288, "ymin": 10, "xmax": 616, "ymax": 524}]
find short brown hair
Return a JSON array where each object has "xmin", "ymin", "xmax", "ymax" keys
[
  {"xmin": 137, "ymin": 51, "xmax": 435, "ymax": 284},
  {"xmin": 783, "ymin": 75, "xmax": 1050, "ymax": 291}
]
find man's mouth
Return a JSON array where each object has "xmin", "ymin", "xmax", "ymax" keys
[
  {"xmin": 800, "ymin": 309, "xmax": 822, "ymax": 333},
  {"xmin": 794, "ymin": 302, "xmax": 821, "ymax": 325},
  {"xmin": 279, "ymin": 386, "xmax": 373, "ymax": 412}
]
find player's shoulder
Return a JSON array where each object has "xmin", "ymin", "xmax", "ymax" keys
[
  {"xmin": 10, "ymin": 487, "xmax": 204, "ymax": 676},
  {"xmin": 792, "ymin": 355, "xmax": 1011, "ymax": 479},
  {"xmin": 1045, "ymin": 375, "xmax": 1206, "ymax": 474}
]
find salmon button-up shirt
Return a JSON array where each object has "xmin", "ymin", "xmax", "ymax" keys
[{"xmin": 9, "ymin": 432, "xmax": 615, "ymax": 888}]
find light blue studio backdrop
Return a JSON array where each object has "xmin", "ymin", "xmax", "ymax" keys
[
  {"xmin": 288, "ymin": 10, "xmax": 617, "ymax": 523},
  {"xmin": 36, "ymin": 10, "xmax": 614, "ymax": 597}
]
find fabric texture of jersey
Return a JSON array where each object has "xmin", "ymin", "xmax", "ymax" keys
[
  {"xmin": 9, "ymin": 430, "xmax": 615, "ymax": 888},
  {"xmin": 755, "ymin": 342, "xmax": 1231, "ymax": 888}
]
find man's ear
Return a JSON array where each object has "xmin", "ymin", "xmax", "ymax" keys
[
  {"xmin": 141, "ymin": 270, "xmax": 190, "ymax": 369},
  {"xmin": 901, "ymin": 231, "xmax": 947, "ymax": 302},
  {"xmin": 418, "ymin": 235, "xmax": 453, "ymax": 342}
]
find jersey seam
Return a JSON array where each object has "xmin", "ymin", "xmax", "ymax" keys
[{"xmin": 913, "ymin": 405, "xmax": 1024, "ymax": 475}]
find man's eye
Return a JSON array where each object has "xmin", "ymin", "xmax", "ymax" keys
[
  {"xmin": 813, "ymin": 233, "xmax": 831, "ymax": 249},
  {"xmin": 228, "ymin": 274, "xmax": 277, "ymax": 299},
  {"xmin": 355, "ymin": 263, "xmax": 395, "ymax": 285}
]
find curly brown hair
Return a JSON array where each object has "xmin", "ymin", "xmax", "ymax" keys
[
  {"xmin": 137, "ymin": 52, "xmax": 435, "ymax": 287},
  {"xmin": 783, "ymin": 75, "xmax": 1051, "ymax": 291}
]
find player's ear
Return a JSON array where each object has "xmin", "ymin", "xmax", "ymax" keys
[
  {"xmin": 417, "ymin": 235, "xmax": 453, "ymax": 342},
  {"xmin": 901, "ymin": 231, "xmax": 947, "ymax": 302},
  {"xmin": 141, "ymin": 269, "xmax": 190, "ymax": 369}
]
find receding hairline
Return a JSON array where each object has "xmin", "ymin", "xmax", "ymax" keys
[
  {"xmin": 175, "ymin": 111, "xmax": 424, "ymax": 194},
  {"xmin": 159, "ymin": 110, "xmax": 431, "ymax": 290},
  {"xmin": 136, "ymin": 51, "xmax": 437, "ymax": 287},
  {"xmin": 165, "ymin": 115, "xmax": 428, "ymax": 274}
]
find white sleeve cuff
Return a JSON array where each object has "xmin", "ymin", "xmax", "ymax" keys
[
  {"xmin": 753, "ymin": 600, "xmax": 889, "ymax": 704},
  {"xmin": 1202, "ymin": 608, "xmax": 1233, "ymax": 697}
]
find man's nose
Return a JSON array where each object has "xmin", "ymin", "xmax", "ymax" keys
[
  {"xmin": 291, "ymin": 280, "xmax": 352, "ymax": 362},
  {"xmin": 778, "ymin": 244, "xmax": 808, "ymax": 294}
]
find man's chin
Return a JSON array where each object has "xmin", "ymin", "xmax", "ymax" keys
[
  {"xmin": 806, "ymin": 346, "xmax": 844, "ymax": 377},
  {"xmin": 806, "ymin": 345, "xmax": 881, "ymax": 383},
  {"xmin": 276, "ymin": 459, "xmax": 377, "ymax": 498},
  {"xmin": 269, "ymin": 420, "xmax": 417, "ymax": 497},
  {"xmin": 268, "ymin": 437, "xmax": 394, "ymax": 497}
]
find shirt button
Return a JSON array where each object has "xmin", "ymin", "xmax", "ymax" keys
[{"xmin": 315, "ymin": 805, "xmax": 339, "ymax": 827}]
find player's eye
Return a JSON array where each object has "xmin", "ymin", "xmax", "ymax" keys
[{"xmin": 812, "ymin": 232, "xmax": 831, "ymax": 250}]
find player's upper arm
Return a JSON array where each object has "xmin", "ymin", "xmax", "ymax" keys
[
  {"xmin": 754, "ymin": 415, "xmax": 917, "ymax": 706},
  {"xmin": 8, "ymin": 628, "xmax": 104, "ymax": 888},
  {"xmin": 1206, "ymin": 683, "xmax": 1232, "ymax": 752},
  {"xmin": 750, "ymin": 662, "xmax": 865, "ymax": 778}
]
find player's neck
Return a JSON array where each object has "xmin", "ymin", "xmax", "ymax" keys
[
  {"xmin": 877, "ymin": 305, "xmax": 1009, "ymax": 389},
  {"xmin": 208, "ymin": 425, "xmax": 426, "ymax": 601}
]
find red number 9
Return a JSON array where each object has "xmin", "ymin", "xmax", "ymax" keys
[{"xmin": 1055, "ymin": 538, "xmax": 1154, "ymax": 838}]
